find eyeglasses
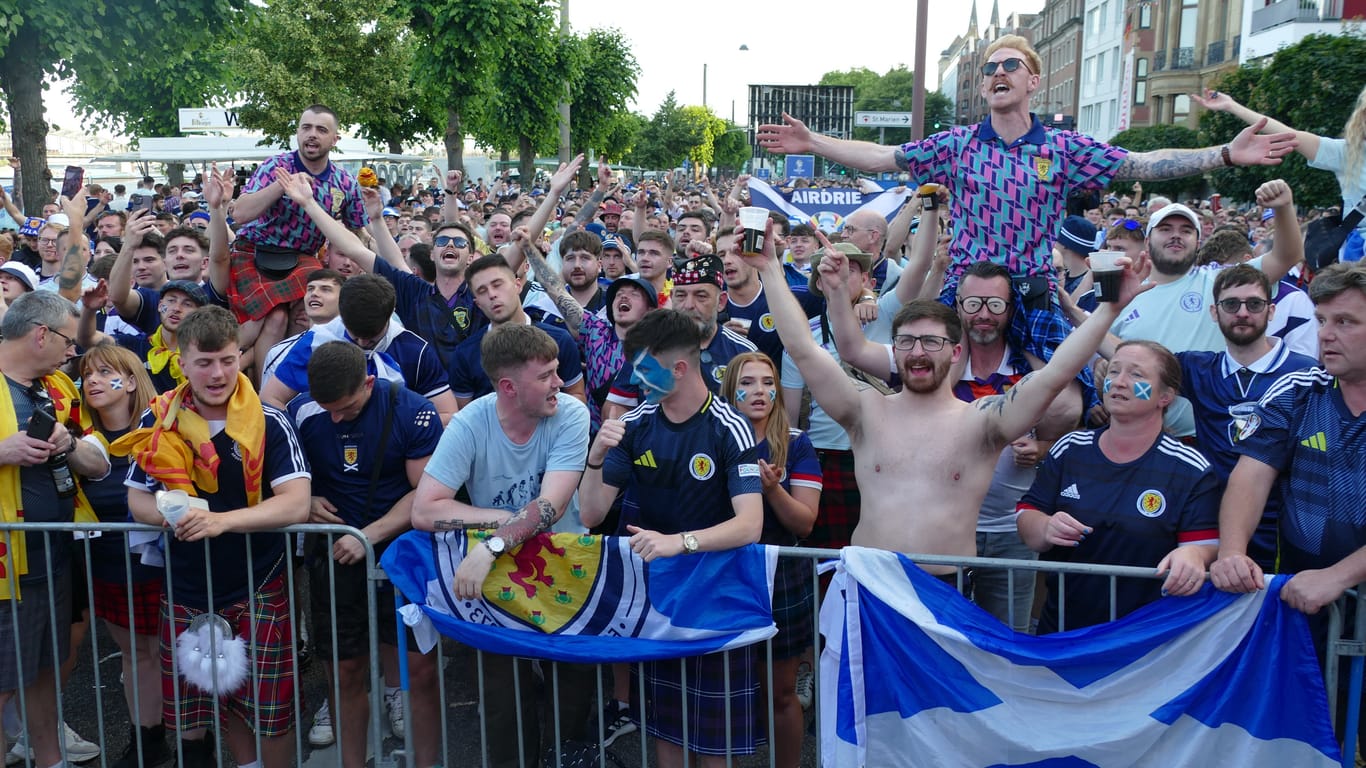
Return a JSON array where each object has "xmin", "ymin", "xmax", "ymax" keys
[
  {"xmin": 42, "ymin": 325, "xmax": 77, "ymax": 349},
  {"xmin": 981, "ymin": 58, "xmax": 1030, "ymax": 76},
  {"xmin": 37, "ymin": 238, "xmax": 58, "ymax": 247},
  {"xmin": 892, "ymin": 334, "xmax": 951, "ymax": 352},
  {"xmin": 434, "ymin": 235, "xmax": 469, "ymax": 248},
  {"xmin": 958, "ymin": 296, "xmax": 1009, "ymax": 314},
  {"xmin": 1216, "ymin": 298, "xmax": 1269, "ymax": 313}
]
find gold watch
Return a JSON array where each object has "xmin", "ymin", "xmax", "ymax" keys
[{"xmin": 681, "ymin": 532, "xmax": 700, "ymax": 554}]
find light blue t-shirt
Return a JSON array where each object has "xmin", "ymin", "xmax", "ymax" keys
[
  {"xmin": 1308, "ymin": 137, "xmax": 1366, "ymax": 231},
  {"xmin": 424, "ymin": 391, "xmax": 590, "ymax": 531}
]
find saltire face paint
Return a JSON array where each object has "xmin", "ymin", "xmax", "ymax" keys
[
  {"xmin": 109, "ymin": 378, "xmax": 124, "ymax": 390},
  {"xmin": 1133, "ymin": 381, "xmax": 1152, "ymax": 400},
  {"xmin": 630, "ymin": 350, "xmax": 676, "ymax": 405},
  {"xmin": 1102, "ymin": 378, "xmax": 1112, "ymax": 395},
  {"xmin": 734, "ymin": 389, "xmax": 748, "ymax": 402}
]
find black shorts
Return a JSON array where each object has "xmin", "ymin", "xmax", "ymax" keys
[{"xmin": 307, "ymin": 542, "xmax": 397, "ymax": 661}]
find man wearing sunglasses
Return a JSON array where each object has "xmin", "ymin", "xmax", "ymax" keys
[{"xmin": 757, "ymin": 34, "xmax": 1295, "ymax": 347}]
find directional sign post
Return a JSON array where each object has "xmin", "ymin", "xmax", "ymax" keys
[{"xmin": 855, "ymin": 111, "xmax": 913, "ymax": 127}]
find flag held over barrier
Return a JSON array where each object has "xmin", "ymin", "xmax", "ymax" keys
[
  {"xmin": 821, "ymin": 547, "xmax": 1341, "ymax": 768},
  {"xmin": 382, "ymin": 530, "xmax": 777, "ymax": 663},
  {"xmin": 746, "ymin": 178, "xmax": 908, "ymax": 233}
]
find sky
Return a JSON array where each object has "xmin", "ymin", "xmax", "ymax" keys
[
  {"xmin": 567, "ymin": 0, "xmax": 1046, "ymax": 125},
  {"xmin": 43, "ymin": 0, "xmax": 1046, "ymax": 141}
]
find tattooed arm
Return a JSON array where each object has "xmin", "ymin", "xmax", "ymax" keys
[
  {"xmin": 1113, "ymin": 118, "xmax": 1296, "ymax": 180},
  {"xmin": 570, "ymin": 159, "xmax": 612, "ymax": 230},
  {"xmin": 519, "ymin": 233, "xmax": 584, "ymax": 341},
  {"xmin": 56, "ymin": 189, "xmax": 91, "ymax": 302},
  {"xmin": 450, "ymin": 469, "xmax": 581, "ymax": 599}
]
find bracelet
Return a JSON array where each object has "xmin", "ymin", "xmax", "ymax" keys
[
  {"xmin": 444, "ymin": 188, "xmax": 457, "ymax": 195},
  {"xmin": 586, "ymin": 460, "xmax": 604, "ymax": 470},
  {"xmin": 857, "ymin": 295, "xmax": 877, "ymax": 304},
  {"xmin": 68, "ymin": 434, "xmax": 78, "ymax": 454},
  {"xmin": 1221, "ymin": 145, "xmax": 1234, "ymax": 167}
]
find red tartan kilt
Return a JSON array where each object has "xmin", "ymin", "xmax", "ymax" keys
[{"xmin": 228, "ymin": 239, "xmax": 322, "ymax": 322}]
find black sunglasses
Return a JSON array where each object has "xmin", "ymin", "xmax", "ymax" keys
[
  {"xmin": 434, "ymin": 235, "xmax": 469, "ymax": 249},
  {"xmin": 981, "ymin": 58, "xmax": 1029, "ymax": 76}
]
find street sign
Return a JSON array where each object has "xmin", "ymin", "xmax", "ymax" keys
[
  {"xmin": 855, "ymin": 111, "xmax": 913, "ymax": 127},
  {"xmin": 178, "ymin": 108, "xmax": 242, "ymax": 132},
  {"xmin": 755, "ymin": 168, "xmax": 772, "ymax": 180},
  {"xmin": 786, "ymin": 154, "xmax": 814, "ymax": 179}
]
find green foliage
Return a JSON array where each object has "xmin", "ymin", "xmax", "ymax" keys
[
  {"xmin": 820, "ymin": 65, "xmax": 954, "ymax": 144},
  {"xmin": 227, "ymin": 0, "xmax": 419, "ymax": 148},
  {"xmin": 598, "ymin": 111, "xmax": 646, "ymax": 163},
  {"xmin": 679, "ymin": 105, "xmax": 726, "ymax": 168},
  {"xmin": 1108, "ymin": 124, "xmax": 1206, "ymax": 199},
  {"xmin": 713, "ymin": 123, "xmax": 752, "ymax": 171},
  {"xmin": 1202, "ymin": 33, "xmax": 1366, "ymax": 207},
  {"xmin": 566, "ymin": 27, "xmax": 639, "ymax": 160},
  {"xmin": 630, "ymin": 91, "xmax": 695, "ymax": 170}
]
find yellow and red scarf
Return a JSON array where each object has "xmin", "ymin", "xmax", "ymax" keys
[
  {"xmin": 110, "ymin": 373, "xmax": 266, "ymax": 505},
  {"xmin": 145, "ymin": 327, "xmax": 185, "ymax": 386},
  {"xmin": 0, "ymin": 371, "xmax": 97, "ymax": 600}
]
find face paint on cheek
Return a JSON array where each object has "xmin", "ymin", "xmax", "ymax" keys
[
  {"xmin": 1102, "ymin": 378, "xmax": 1112, "ymax": 395},
  {"xmin": 768, "ymin": 389, "xmax": 777, "ymax": 402},
  {"xmin": 629, "ymin": 350, "xmax": 676, "ymax": 404},
  {"xmin": 1133, "ymin": 381, "xmax": 1153, "ymax": 400},
  {"xmin": 734, "ymin": 389, "xmax": 748, "ymax": 402},
  {"xmin": 109, "ymin": 378, "xmax": 123, "ymax": 391}
]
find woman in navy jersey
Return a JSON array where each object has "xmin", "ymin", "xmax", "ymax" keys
[
  {"xmin": 721, "ymin": 351, "xmax": 821, "ymax": 768},
  {"xmin": 76, "ymin": 343, "xmax": 170, "ymax": 766},
  {"xmin": 1016, "ymin": 340, "xmax": 1221, "ymax": 633}
]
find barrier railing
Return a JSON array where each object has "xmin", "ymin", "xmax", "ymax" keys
[{"xmin": 0, "ymin": 525, "xmax": 1360, "ymax": 768}]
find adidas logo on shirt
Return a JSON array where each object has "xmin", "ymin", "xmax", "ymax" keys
[
  {"xmin": 634, "ymin": 450, "xmax": 658, "ymax": 468},
  {"xmin": 1300, "ymin": 432, "xmax": 1327, "ymax": 452},
  {"xmin": 1060, "ymin": 483, "xmax": 1081, "ymax": 500}
]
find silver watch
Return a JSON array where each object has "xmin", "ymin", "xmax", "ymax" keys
[
  {"xmin": 484, "ymin": 536, "xmax": 507, "ymax": 557},
  {"xmin": 681, "ymin": 532, "xmax": 700, "ymax": 554}
]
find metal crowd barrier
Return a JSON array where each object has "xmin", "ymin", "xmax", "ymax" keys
[
  {"xmin": 0, "ymin": 526, "xmax": 1359, "ymax": 768},
  {"xmin": 0, "ymin": 521, "xmax": 385, "ymax": 768}
]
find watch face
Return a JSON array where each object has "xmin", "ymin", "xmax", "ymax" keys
[
  {"xmin": 684, "ymin": 533, "xmax": 699, "ymax": 552},
  {"xmin": 487, "ymin": 536, "xmax": 506, "ymax": 554}
]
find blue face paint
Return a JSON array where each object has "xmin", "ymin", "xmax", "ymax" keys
[
  {"xmin": 768, "ymin": 389, "xmax": 777, "ymax": 402},
  {"xmin": 1102, "ymin": 378, "xmax": 1111, "ymax": 395},
  {"xmin": 734, "ymin": 389, "xmax": 748, "ymax": 402},
  {"xmin": 630, "ymin": 350, "xmax": 675, "ymax": 404},
  {"xmin": 1133, "ymin": 381, "xmax": 1153, "ymax": 400},
  {"xmin": 109, "ymin": 378, "xmax": 124, "ymax": 391}
]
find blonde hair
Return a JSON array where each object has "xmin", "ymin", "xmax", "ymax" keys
[
  {"xmin": 80, "ymin": 342, "xmax": 154, "ymax": 434},
  {"xmin": 1343, "ymin": 83, "xmax": 1366, "ymax": 182},
  {"xmin": 720, "ymin": 352, "xmax": 791, "ymax": 470},
  {"xmin": 984, "ymin": 35, "xmax": 1042, "ymax": 77}
]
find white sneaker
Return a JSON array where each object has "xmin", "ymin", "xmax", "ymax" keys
[
  {"xmin": 8, "ymin": 722, "xmax": 101, "ymax": 764},
  {"xmin": 308, "ymin": 700, "xmax": 335, "ymax": 747},
  {"xmin": 384, "ymin": 689, "xmax": 404, "ymax": 737},
  {"xmin": 795, "ymin": 662, "xmax": 815, "ymax": 711}
]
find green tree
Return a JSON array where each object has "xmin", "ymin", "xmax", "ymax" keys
[
  {"xmin": 713, "ymin": 123, "xmax": 752, "ymax": 172},
  {"xmin": 679, "ymin": 105, "xmax": 726, "ymax": 170},
  {"xmin": 1108, "ymin": 124, "xmax": 1205, "ymax": 199},
  {"xmin": 598, "ymin": 111, "xmax": 646, "ymax": 165},
  {"xmin": 227, "ymin": 0, "xmax": 417, "ymax": 148},
  {"xmin": 566, "ymin": 28, "xmax": 639, "ymax": 161},
  {"xmin": 0, "ymin": 0, "xmax": 245, "ymax": 213},
  {"xmin": 631, "ymin": 92, "xmax": 694, "ymax": 170},
  {"xmin": 1202, "ymin": 33, "xmax": 1366, "ymax": 207},
  {"xmin": 820, "ymin": 65, "xmax": 953, "ymax": 144}
]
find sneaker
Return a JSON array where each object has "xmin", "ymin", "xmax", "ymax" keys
[
  {"xmin": 596, "ymin": 700, "xmax": 637, "ymax": 748},
  {"xmin": 795, "ymin": 662, "xmax": 815, "ymax": 711},
  {"xmin": 8, "ymin": 722, "xmax": 101, "ymax": 764},
  {"xmin": 384, "ymin": 689, "xmax": 404, "ymax": 738},
  {"xmin": 308, "ymin": 700, "xmax": 335, "ymax": 747}
]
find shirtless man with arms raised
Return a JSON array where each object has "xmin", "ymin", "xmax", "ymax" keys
[{"xmin": 747, "ymin": 222, "xmax": 1149, "ymax": 569}]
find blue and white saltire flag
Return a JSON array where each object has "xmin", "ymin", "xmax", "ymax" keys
[
  {"xmin": 821, "ymin": 547, "xmax": 1341, "ymax": 768},
  {"xmin": 747, "ymin": 178, "xmax": 908, "ymax": 233},
  {"xmin": 270, "ymin": 315, "xmax": 407, "ymax": 392},
  {"xmin": 382, "ymin": 530, "xmax": 777, "ymax": 663}
]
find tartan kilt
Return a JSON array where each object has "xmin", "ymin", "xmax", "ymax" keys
[{"xmin": 228, "ymin": 239, "xmax": 322, "ymax": 322}]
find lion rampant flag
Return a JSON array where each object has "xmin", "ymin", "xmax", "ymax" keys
[{"xmin": 382, "ymin": 531, "xmax": 778, "ymax": 662}]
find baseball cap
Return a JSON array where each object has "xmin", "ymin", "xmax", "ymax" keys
[
  {"xmin": 808, "ymin": 242, "xmax": 873, "ymax": 298},
  {"xmin": 0, "ymin": 261, "xmax": 38, "ymax": 292},
  {"xmin": 1057, "ymin": 215, "xmax": 1102, "ymax": 255},
  {"xmin": 159, "ymin": 279, "xmax": 209, "ymax": 306},
  {"xmin": 601, "ymin": 201, "xmax": 624, "ymax": 216},
  {"xmin": 1145, "ymin": 203, "xmax": 1201, "ymax": 237},
  {"xmin": 1260, "ymin": 208, "xmax": 1275, "ymax": 222},
  {"xmin": 18, "ymin": 217, "xmax": 44, "ymax": 237},
  {"xmin": 46, "ymin": 213, "xmax": 70, "ymax": 228},
  {"xmin": 605, "ymin": 275, "xmax": 659, "ymax": 325},
  {"xmin": 601, "ymin": 235, "xmax": 632, "ymax": 257},
  {"xmin": 382, "ymin": 207, "xmax": 401, "ymax": 218}
]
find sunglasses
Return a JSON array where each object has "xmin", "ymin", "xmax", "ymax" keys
[
  {"xmin": 1215, "ymin": 298, "xmax": 1269, "ymax": 313},
  {"xmin": 981, "ymin": 58, "xmax": 1030, "ymax": 76},
  {"xmin": 434, "ymin": 235, "xmax": 469, "ymax": 248}
]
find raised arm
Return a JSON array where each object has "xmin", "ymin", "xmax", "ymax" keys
[
  {"xmin": 109, "ymin": 210, "xmax": 156, "ymax": 319},
  {"xmin": 359, "ymin": 187, "xmax": 407, "ymax": 272},
  {"xmin": 818, "ymin": 243, "xmax": 896, "ymax": 378},
  {"xmin": 229, "ymin": 165, "xmax": 287, "ymax": 224},
  {"xmin": 56, "ymin": 191, "xmax": 90, "ymax": 303},
  {"xmin": 976, "ymin": 253, "xmax": 1153, "ymax": 445},
  {"xmin": 757, "ymin": 112, "xmax": 901, "ymax": 174},
  {"xmin": 747, "ymin": 221, "xmax": 864, "ymax": 432},
  {"xmin": 516, "ymin": 229, "xmax": 583, "ymax": 339},
  {"xmin": 1191, "ymin": 89, "xmax": 1320, "ymax": 162},
  {"xmin": 505, "ymin": 155, "xmax": 584, "ymax": 276},
  {"xmin": 77, "ymin": 281, "xmax": 113, "ymax": 349},
  {"xmin": 570, "ymin": 158, "xmax": 611, "ymax": 230},
  {"xmin": 1255, "ymin": 179, "xmax": 1302, "ymax": 283},
  {"xmin": 203, "ymin": 165, "xmax": 234, "ymax": 297},
  {"xmin": 1113, "ymin": 118, "xmax": 1297, "ymax": 180},
  {"xmin": 442, "ymin": 169, "xmax": 463, "ymax": 223},
  {"xmin": 895, "ymin": 186, "xmax": 946, "ymax": 303},
  {"xmin": 0, "ymin": 184, "xmax": 22, "ymax": 224},
  {"xmin": 274, "ymin": 168, "xmax": 376, "ymax": 267},
  {"xmin": 881, "ymin": 187, "xmax": 917, "ymax": 261}
]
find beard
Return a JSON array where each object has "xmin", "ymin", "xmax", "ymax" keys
[
  {"xmin": 967, "ymin": 322, "xmax": 1004, "ymax": 346},
  {"xmin": 1219, "ymin": 318, "xmax": 1267, "ymax": 346},
  {"xmin": 1149, "ymin": 245, "xmax": 1197, "ymax": 276},
  {"xmin": 900, "ymin": 355, "xmax": 952, "ymax": 393}
]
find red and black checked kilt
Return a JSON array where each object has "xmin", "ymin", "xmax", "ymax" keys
[
  {"xmin": 806, "ymin": 449, "xmax": 860, "ymax": 551},
  {"xmin": 92, "ymin": 576, "xmax": 162, "ymax": 635},
  {"xmin": 159, "ymin": 573, "xmax": 298, "ymax": 736},
  {"xmin": 228, "ymin": 239, "xmax": 322, "ymax": 322}
]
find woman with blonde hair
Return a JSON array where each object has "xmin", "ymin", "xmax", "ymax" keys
[
  {"xmin": 1194, "ymin": 86, "xmax": 1366, "ymax": 257},
  {"xmin": 719, "ymin": 351, "xmax": 821, "ymax": 768},
  {"xmin": 75, "ymin": 342, "xmax": 169, "ymax": 767}
]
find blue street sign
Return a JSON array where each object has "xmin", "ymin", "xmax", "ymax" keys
[
  {"xmin": 755, "ymin": 168, "xmax": 771, "ymax": 180},
  {"xmin": 786, "ymin": 154, "xmax": 814, "ymax": 179}
]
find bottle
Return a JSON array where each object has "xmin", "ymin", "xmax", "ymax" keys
[{"xmin": 47, "ymin": 451, "xmax": 77, "ymax": 499}]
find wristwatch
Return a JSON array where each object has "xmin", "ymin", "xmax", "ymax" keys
[
  {"xmin": 681, "ymin": 532, "xmax": 699, "ymax": 554},
  {"xmin": 484, "ymin": 536, "xmax": 507, "ymax": 557}
]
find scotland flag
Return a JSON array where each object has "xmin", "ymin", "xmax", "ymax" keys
[
  {"xmin": 822, "ymin": 547, "xmax": 1341, "ymax": 768},
  {"xmin": 382, "ymin": 531, "xmax": 777, "ymax": 663}
]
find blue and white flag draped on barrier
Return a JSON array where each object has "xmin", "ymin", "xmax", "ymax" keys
[
  {"xmin": 382, "ymin": 530, "xmax": 777, "ymax": 663},
  {"xmin": 270, "ymin": 315, "xmax": 407, "ymax": 392},
  {"xmin": 821, "ymin": 547, "xmax": 1341, "ymax": 768},
  {"xmin": 747, "ymin": 178, "xmax": 908, "ymax": 233}
]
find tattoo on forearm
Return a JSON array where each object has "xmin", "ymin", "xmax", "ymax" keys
[
  {"xmin": 434, "ymin": 519, "xmax": 497, "ymax": 531},
  {"xmin": 1114, "ymin": 147, "xmax": 1220, "ymax": 181},
  {"xmin": 58, "ymin": 244, "xmax": 85, "ymax": 290},
  {"xmin": 574, "ymin": 189, "xmax": 607, "ymax": 227},
  {"xmin": 494, "ymin": 497, "xmax": 558, "ymax": 548},
  {"xmin": 523, "ymin": 243, "xmax": 583, "ymax": 330}
]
